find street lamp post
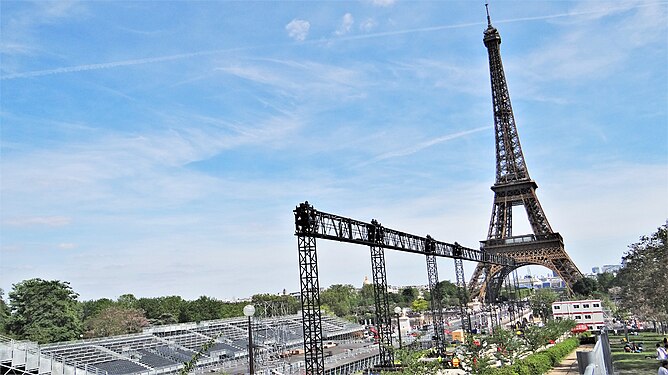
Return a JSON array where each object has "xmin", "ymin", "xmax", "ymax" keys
[
  {"xmin": 394, "ymin": 306, "xmax": 402, "ymax": 349},
  {"xmin": 243, "ymin": 304, "xmax": 256, "ymax": 375}
]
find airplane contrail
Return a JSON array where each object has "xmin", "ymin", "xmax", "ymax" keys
[
  {"xmin": 1, "ymin": 3, "xmax": 659, "ymax": 81},
  {"xmin": 359, "ymin": 126, "xmax": 490, "ymax": 167},
  {"xmin": 0, "ymin": 47, "xmax": 252, "ymax": 80}
]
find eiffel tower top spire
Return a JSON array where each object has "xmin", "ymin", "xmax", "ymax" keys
[{"xmin": 483, "ymin": 4, "xmax": 529, "ymax": 184}]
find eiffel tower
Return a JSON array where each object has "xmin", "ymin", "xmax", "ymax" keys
[{"xmin": 469, "ymin": 6, "xmax": 583, "ymax": 302}]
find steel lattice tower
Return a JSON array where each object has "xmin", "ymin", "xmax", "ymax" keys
[{"xmin": 468, "ymin": 7, "xmax": 583, "ymax": 302}]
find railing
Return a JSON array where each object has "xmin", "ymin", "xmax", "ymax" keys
[
  {"xmin": 0, "ymin": 335, "xmax": 109, "ymax": 375},
  {"xmin": 583, "ymin": 329, "xmax": 613, "ymax": 375},
  {"xmin": 482, "ymin": 233, "xmax": 563, "ymax": 247}
]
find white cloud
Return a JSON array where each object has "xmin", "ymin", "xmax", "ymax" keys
[
  {"xmin": 369, "ymin": 0, "xmax": 395, "ymax": 7},
  {"xmin": 285, "ymin": 19, "xmax": 310, "ymax": 41},
  {"xmin": 58, "ymin": 243, "xmax": 77, "ymax": 250},
  {"xmin": 335, "ymin": 13, "xmax": 354, "ymax": 36},
  {"xmin": 359, "ymin": 18, "xmax": 377, "ymax": 32},
  {"xmin": 3, "ymin": 216, "xmax": 71, "ymax": 227}
]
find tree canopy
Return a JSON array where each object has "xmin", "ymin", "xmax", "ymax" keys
[
  {"xmin": 6, "ymin": 279, "xmax": 83, "ymax": 343},
  {"xmin": 85, "ymin": 306, "xmax": 149, "ymax": 338},
  {"xmin": 614, "ymin": 222, "xmax": 667, "ymax": 323}
]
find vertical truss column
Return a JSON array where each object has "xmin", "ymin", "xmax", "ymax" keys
[
  {"xmin": 425, "ymin": 236, "xmax": 445, "ymax": 354},
  {"xmin": 505, "ymin": 278, "xmax": 516, "ymax": 325},
  {"xmin": 454, "ymin": 252, "xmax": 472, "ymax": 334},
  {"xmin": 368, "ymin": 220, "xmax": 394, "ymax": 366},
  {"xmin": 486, "ymin": 292, "xmax": 499, "ymax": 333},
  {"xmin": 295, "ymin": 202, "xmax": 324, "ymax": 375},
  {"xmin": 513, "ymin": 269, "xmax": 523, "ymax": 324}
]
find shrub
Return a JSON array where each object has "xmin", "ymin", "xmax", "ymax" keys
[{"xmin": 486, "ymin": 337, "xmax": 579, "ymax": 375}]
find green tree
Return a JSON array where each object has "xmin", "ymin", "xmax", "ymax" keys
[
  {"xmin": 521, "ymin": 325, "xmax": 550, "ymax": 352},
  {"xmin": 358, "ymin": 283, "xmax": 375, "ymax": 307},
  {"xmin": 7, "ymin": 279, "xmax": 83, "ymax": 343},
  {"xmin": 320, "ymin": 284, "xmax": 357, "ymax": 317},
  {"xmin": 489, "ymin": 327, "xmax": 527, "ymax": 366},
  {"xmin": 411, "ymin": 298, "xmax": 429, "ymax": 313},
  {"xmin": 595, "ymin": 272, "xmax": 616, "ymax": 292},
  {"xmin": 572, "ymin": 277, "xmax": 599, "ymax": 297},
  {"xmin": 615, "ymin": 222, "xmax": 668, "ymax": 324},
  {"xmin": 180, "ymin": 296, "xmax": 222, "ymax": 322},
  {"xmin": 81, "ymin": 298, "xmax": 115, "ymax": 321},
  {"xmin": 400, "ymin": 287, "xmax": 419, "ymax": 304},
  {"xmin": 84, "ymin": 306, "xmax": 149, "ymax": 338},
  {"xmin": 460, "ymin": 334, "xmax": 494, "ymax": 374},
  {"xmin": 0, "ymin": 289, "xmax": 10, "ymax": 333},
  {"xmin": 529, "ymin": 288, "xmax": 558, "ymax": 323},
  {"xmin": 117, "ymin": 294, "xmax": 138, "ymax": 309}
]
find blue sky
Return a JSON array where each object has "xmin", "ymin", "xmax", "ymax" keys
[{"xmin": 1, "ymin": 0, "xmax": 666, "ymax": 301}]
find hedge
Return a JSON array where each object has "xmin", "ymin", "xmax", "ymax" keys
[{"xmin": 484, "ymin": 337, "xmax": 580, "ymax": 375}]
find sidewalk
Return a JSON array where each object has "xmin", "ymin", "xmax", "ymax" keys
[{"xmin": 546, "ymin": 344, "xmax": 594, "ymax": 375}]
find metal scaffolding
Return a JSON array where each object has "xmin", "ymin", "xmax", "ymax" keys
[{"xmin": 294, "ymin": 201, "xmax": 515, "ymax": 374}]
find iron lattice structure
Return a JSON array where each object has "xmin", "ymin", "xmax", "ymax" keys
[
  {"xmin": 454, "ymin": 256, "xmax": 472, "ymax": 333},
  {"xmin": 294, "ymin": 202, "xmax": 515, "ymax": 373},
  {"xmin": 297, "ymin": 232, "xmax": 325, "ymax": 375},
  {"xmin": 469, "ymin": 9, "xmax": 583, "ymax": 302},
  {"xmin": 424, "ymin": 236, "xmax": 445, "ymax": 354}
]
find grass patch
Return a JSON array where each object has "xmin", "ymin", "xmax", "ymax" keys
[{"xmin": 608, "ymin": 332, "xmax": 667, "ymax": 375}]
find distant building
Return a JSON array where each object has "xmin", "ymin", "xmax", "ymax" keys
[
  {"xmin": 602, "ymin": 264, "xmax": 622, "ymax": 274},
  {"xmin": 552, "ymin": 299, "xmax": 605, "ymax": 331},
  {"xmin": 591, "ymin": 267, "xmax": 601, "ymax": 274}
]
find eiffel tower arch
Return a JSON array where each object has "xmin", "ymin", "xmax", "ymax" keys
[{"xmin": 469, "ymin": 7, "xmax": 583, "ymax": 302}]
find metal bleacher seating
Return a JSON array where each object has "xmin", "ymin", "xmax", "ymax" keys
[
  {"xmin": 9, "ymin": 313, "xmax": 364, "ymax": 375},
  {"xmin": 93, "ymin": 359, "xmax": 146, "ymax": 375}
]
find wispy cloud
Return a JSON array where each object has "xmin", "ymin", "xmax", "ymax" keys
[
  {"xmin": 285, "ymin": 19, "xmax": 310, "ymax": 41},
  {"xmin": 515, "ymin": 2, "xmax": 667, "ymax": 84},
  {"xmin": 359, "ymin": 18, "xmax": 378, "ymax": 32},
  {"xmin": 3, "ymin": 3, "xmax": 658, "ymax": 81},
  {"xmin": 369, "ymin": 0, "xmax": 396, "ymax": 7},
  {"xmin": 3, "ymin": 216, "xmax": 72, "ymax": 227},
  {"xmin": 1, "ymin": 47, "xmax": 246, "ymax": 80},
  {"xmin": 335, "ymin": 13, "xmax": 354, "ymax": 36},
  {"xmin": 359, "ymin": 126, "xmax": 490, "ymax": 166}
]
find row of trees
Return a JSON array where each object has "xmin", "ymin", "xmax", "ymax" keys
[
  {"xmin": 319, "ymin": 281, "xmax": 464, "ymax": 322},
  {"xmin": 0, "ymin": 278, "xmax": 460, "ymax": 344},
  {"xmin": 0, "ymin": 280, "xmax": 300, "ymax": 344}
]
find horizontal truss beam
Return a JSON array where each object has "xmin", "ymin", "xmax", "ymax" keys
[{"xmin": 295, "ymin": 202, "xmax": 515, "ymax": 267}]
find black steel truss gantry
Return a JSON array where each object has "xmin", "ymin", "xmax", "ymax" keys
[{"xmin": 294, "ymin": 201, "xmax": 515, "ymax": 374}]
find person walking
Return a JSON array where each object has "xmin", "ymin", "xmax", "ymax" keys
[
  {"xmin": 658, "ymin": 343, "xmax": 668, "ymax": 360},
  {"xmin": 658, "ymin": 359, "xmax": 668, "ymax": 375}
]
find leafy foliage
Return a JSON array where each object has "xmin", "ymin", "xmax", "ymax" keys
[
  {"xmin": 615, "ymin": 221, "xmax": 668, "ymax": 323},
  {"xmin": 528, "ymin": 288, "xmax": 558, "ymax": 323},
  {"xmin": 411, "ymin": 298, "xmax": 429, "ymax": 313},
  {"xmin": 320, "ymin": 284, "xmax": 357, "ymax": 317},
  {"xmin": 7, "ymin": 279, "xmax": 83, "ymax": 343},
  {"xmin": 0, "ymin": 289, "xmax": 10, "ymax": 334},
  {"xmin": 572, "ymin": 277, "xmax": 599, "ymax": 297},
  {"xmin": 460, "ymin": 334, "xmax": 494, "ymax": 374},
  {"xmin": 84, "ymin": 306, "xmax": 149, "ymax": 338},
  {"xmin": 391, "ymin": 347, "xmax": 440, "ymax": 375},
  {"xmin": 489, "ymin": 327, "xmax": 528, "ymax": 366}
]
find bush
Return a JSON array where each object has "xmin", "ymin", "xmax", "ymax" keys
[{"xmin": 485, "ymin": 337, "xmax": 579, "ymax": 375}]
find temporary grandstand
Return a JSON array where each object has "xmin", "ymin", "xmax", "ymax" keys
[{"xmin": 0, "ymin": 313, "xmax": 366, "ymax": 375}]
